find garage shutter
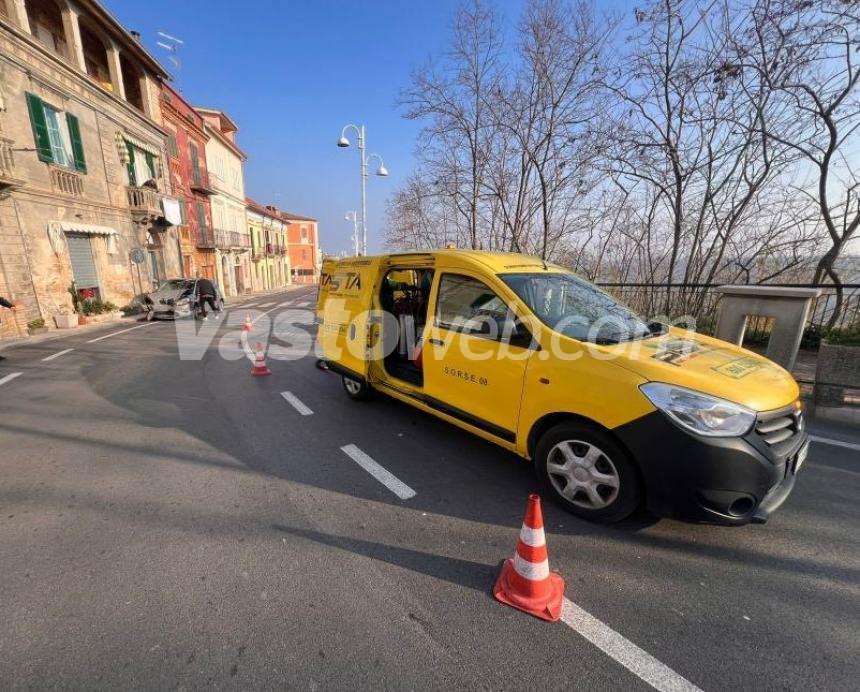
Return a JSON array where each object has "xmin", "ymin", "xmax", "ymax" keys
[{"xmin": 67, "ymin": 234, "xmax": 98, "ymax": 289}]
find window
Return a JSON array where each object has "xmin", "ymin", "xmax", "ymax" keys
[
  {"xmin": 501, "ymin": 272, "xmax": 656, "ymax": 343},
  {"xmin": 124, "ymin": 140, "xmax": 157, "ymax": 187},
  {"xmin": 196, "ymin": 202, "xmax": 208, "ymax": 243},
  {"xmin": 436, "ymin": 274, "xmax": 510, "ymax": 335},
  {"xmin": 25, "ymin": 93, "xmax": 86, "ymax": 172},
  {"xmin": 189, "ymin": 142, "xmax": 201, "ymax": 184},
  {"xmin": 301, "ymin": 225, "xmax": 308, "ymax": 241},
  {"xmin": 167, "ymin": 132, "xmax": 179, "ymax": 159}
]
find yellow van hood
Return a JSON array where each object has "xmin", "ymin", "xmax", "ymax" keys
[{"xmin": 608, "ymin": 329, "xmax": 799, "ymax": 412}]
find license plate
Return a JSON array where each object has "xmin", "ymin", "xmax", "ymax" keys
[{"xmin": 795, "ymin": 441, "xmax": 809, "ymax": 472}]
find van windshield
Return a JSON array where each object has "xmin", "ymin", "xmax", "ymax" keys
[{"xmin": 500, "ymin": 272, "xmax": 659, "ymax": 344}]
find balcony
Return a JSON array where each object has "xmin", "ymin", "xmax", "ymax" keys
[
  {"xmin": 189, "ymin": 171, "xmax": 215, "ymax": 195},
  {"xmin": 266, "ymin": 242, "xmax": 275, "ymax": 256},
  {"xmin": 51, "ymin": 166, "xmax": 84, "ymax": 197},
  {"xmin": 196, "ymin": 229, "xmax": 215, "ymax": 249},
  {"xmin": 126, "ymin": 186, "xmax": 161, "ymax": 215},
  {"xmin": 251, "ymin": 245, "xmax": 265, "ymax": 260},
  {"xmin": 214, "ymin": 229, "xmax": 251, "ymax": 250},
  {"xmin": 0, "ymin": 137, "xmax": 23, "ymax": 191}
]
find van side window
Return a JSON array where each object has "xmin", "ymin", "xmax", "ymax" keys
[{"xmin": 436, "ymin": 274, "xmax": 509, "ymax": 337}]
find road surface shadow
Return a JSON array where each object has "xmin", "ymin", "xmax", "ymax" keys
[{"xmin": 272, "ymin": 524, "xmax": 497, "ymax": 595}]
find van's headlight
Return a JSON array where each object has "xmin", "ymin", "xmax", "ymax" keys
[{"xmin": 640, "ymin": 383, "xmax": 755, "ymax": 437}]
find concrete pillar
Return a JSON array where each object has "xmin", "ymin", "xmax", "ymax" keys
[
  {"xmin": 138, "ymin": 73, "xmax": 158, "ymax": 123},
  {"xmin": 714, "ymin": 286, "xmax": 823, "ymax": 371},
  {"xmin": 8, "ymin": 0, "xmax": 31, "ymax": 34},
  {"xmin": 106, "ymin": 39, "xmax": 126, "ymax": 100},
  {"xmin": 60, "ymin": 1, "xmax": 86, "ymax": 72}
]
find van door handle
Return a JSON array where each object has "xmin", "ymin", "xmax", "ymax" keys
[{"xmin": 428, "ymin": 338, "xmax": 444, "ymax": 347}]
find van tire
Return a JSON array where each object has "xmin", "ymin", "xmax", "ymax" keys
[
  {"xmin": 535, "ymin": 421, "xmax": 641, "ymax": 524},
  {"xmin": 342, "ymin": 375, "xmax": 373, "ymax": 401}
]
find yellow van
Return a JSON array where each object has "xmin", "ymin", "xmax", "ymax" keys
[{"xmin": 316, "ymin": 250, "xmax": 808, "ymax": 525}]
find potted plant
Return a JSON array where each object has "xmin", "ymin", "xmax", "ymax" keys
[
  {"xmin": 54, "ymin": 311, "xmax": 77, "ymax": 329},
  {"xmin": 815, "ymin": 327, "xmax": 860, "ymax": 408},
  {"xmin": 27, "ymin": 317, "xmax": 48, "ymax": 335}
]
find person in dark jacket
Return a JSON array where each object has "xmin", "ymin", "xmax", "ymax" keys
[
  {"xmin": 0, "ymin": 296, "xmax": 18, "ymax": 361},
  {"xmin": 194, "ymin": 278, "xmax": 219, "ymax": 320}
]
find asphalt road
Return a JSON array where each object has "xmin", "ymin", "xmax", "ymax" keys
[{"xmin": 1, "ymin": 285, "xmax": 858, "ymax": 691}]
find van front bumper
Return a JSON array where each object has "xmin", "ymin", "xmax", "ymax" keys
[{"xmin": 614, "ymin": 409, "xmax": 807, "ymax": 525}]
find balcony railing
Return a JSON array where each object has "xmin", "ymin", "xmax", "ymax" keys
[
  {"xmin": 214, "ymin": 229, "xmax": 251, "ymax": 250},
  {"xmin": 0, "ymin": 137, "xmax": 23, "ymax": 190},
  {"xmin": 126, "ymin": 186, "xmax": 160, "ymax": 214},
  {"xmin": 51, "ymin": 166, "xmax": 84, "ymax": 197},
  {"xmin": 190, "ymin": 170, "xmax": 213, "ymax": 193},
  {"xmin": 196, "ymin": 229, "xmax": 215, "ymax": 249}
]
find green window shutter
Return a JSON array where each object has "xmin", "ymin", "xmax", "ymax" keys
[
  {"xmin": 189, "ymin": 143, "xmax": 201, "ymax": 184},
  {"xmin": 144, "ymin": 151, "xmax": 155, "ymax": 180},
  {"xmin": 167, "ymin": 133, "xmax": 179, "ymax": 158},
  {"xmin": 25, "ymin": 92, "xmax": 53, "ymax": 163},
  {"xmin": 196, "ymin": 202, "xmax": 207, "ymax": 243},
  {"xmin": 125, "ymin": 141, "xmax": 136, "ymax": 186},
  {"xmin": 65, "ymin": 113, "xmax": 87, "ymax": 173}
]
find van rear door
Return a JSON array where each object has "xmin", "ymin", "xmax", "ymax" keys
[{"xmin": 317, "ymin": 257, "xmax": 383, "ymax": 380}]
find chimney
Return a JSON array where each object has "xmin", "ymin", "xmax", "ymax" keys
[{"xmin": 130, "ymin": 30, "xmax": 141, "ymax": 42}]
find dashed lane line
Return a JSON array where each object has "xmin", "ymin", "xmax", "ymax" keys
[
  {"xmin": 0, "ymin": 372, "xmax": 23, "ymax": 387},
  {"xmin": 280, "ymin": 391, "xmax": 313, "ymax": 416},
  {"xmin": 560, "ymin": 599, "xmax": 703, "ymax": 692},
  {"xmin": 86, "ymin": 322, "xmax": 156, "ymax": 343},
  {"xmin": 42, "ymin": 348, "xmax": 74, "ymax": 361},
  {"xmin": 809, "ymin": 435, "xmax": 860, "ymax": 452},
  {"xmin": 339, "ymin": 444, "xmax": 416, "ymax": 500}
]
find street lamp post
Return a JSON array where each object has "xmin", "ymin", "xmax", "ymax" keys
[
  {"xmin": 344, "ymin": 211, "xmax": 359, "ymax": 257},
  {"xmin": 337, "ymin": 124, "xmax": 388, "ymax": 256}
]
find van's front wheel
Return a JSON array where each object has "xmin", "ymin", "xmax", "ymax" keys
[
  {"xmin": 342, "ymin": 375, "xmax": 373, "ymax": 401},
  {"xmin": 535, "ymin": 422, "xmax": 640, "ymax": 523}
]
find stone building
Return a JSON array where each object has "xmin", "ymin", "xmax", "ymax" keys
[
  {"xmin": 245, "ymin": 198, "xmax": 290, "ymax": 291},
  {"xmin": 0, "ymin": 0, "xmax": 180, "ymax": 337},
  {"xmin": 160, "ymin": 82, "xmax": 215, "ymax": 280},
  {"xmin": 195, "ymin": 107, "xmax": 248, "ymax": 297}
]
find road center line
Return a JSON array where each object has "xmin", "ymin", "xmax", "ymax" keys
[
  {"xmin": 340, "ymin": 444, "xmax": 416, "ymax": 500},
  {"xmin": 280, "ymin": 391, "xmax": 313, "ymax": 416},
  {"xmin": 242, "ymin": 302, "xmax": 258, "ymax": 308},
  {"xmin": 560, "ymin": 598, "xmax": 702, "ymax": 692},
  {"xmin": 809, "ymin": 435, "xmax": 860, "ymax": 452},
  {"xmin": 42, "ymin": 348, "xmax": 74, "ymax": 361},
  {"xmin": 278, "ymin": 301, "xmax": 293, "ymax": 307},
  {"xmin": 257, "ymin": 302, "xmax": 274, "ymax": 308},
  {"xmin": 86, "ymin": 322, "xmax": 155, "ymax": 343},
  {"xmin": 0, "ymin": 372, "xmax": 23, "ymax": 387}
]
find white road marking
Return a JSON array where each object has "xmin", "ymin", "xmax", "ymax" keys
[
  {"xmin": 560, "ymin": 598, "xmax": 702, "ymax": 692},
  {"xmin": 280, "ymin": 391, "xmax": 313, "ymax": 416},
  {"xmin": 242, "ymin": 302, "xmax": 258, "ymax": 308},
  {"xmin": 0, "ymin": 372, "xmax": 23, "ymax": 387},
  {"xmin": 251, "ymin": 304, "xmax": 281, "ymax": 325},
  {"xmin": 278, "ymin": 301, "xmax": 293, "ymax": 308},
  {"xmin": 257, "ymin": 302, "xmax": 274, "ymax": 308},
  {"xmin": 42, "ymin": 348, "xmax": 74, "ymax": 361},
  {"xmin": 340, "ymin": 444, "xmax": 416, "ymax": 500},
  {"xmin": 86, "ymin": 322, "xmax": 155, "ymax": 343},
  {"xmin": 809, "ymin": 435, "xmax": 860, "ymax": 452}
]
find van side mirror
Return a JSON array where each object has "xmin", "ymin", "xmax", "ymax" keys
[{"xmin": 505, "ymin": 316, "xmax": 536, "ymax": 349}]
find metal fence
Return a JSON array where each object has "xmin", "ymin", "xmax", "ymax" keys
[{"xmin": 596, "ymin": 282, "xmax": 860, "ymax": 348}]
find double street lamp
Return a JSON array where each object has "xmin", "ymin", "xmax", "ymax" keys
[{"xmin": 337, "ymin": 124, "xmax": 388, "ymax": 256}]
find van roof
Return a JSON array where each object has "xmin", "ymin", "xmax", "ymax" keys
[{"xmin": 357, "ymin": 249, "xmax": 565, "ymax": 273}]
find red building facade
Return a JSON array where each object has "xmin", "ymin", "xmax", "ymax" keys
[
  {"xmin": 284, "ymin": 214, "xmax": 319, "ymax": 284},
  {"xmin": 160, "ymin": 83, "xmax": 216, "ymax": 279}
]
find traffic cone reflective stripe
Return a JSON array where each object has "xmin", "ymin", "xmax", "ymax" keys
[
  {"xmin": 493, "ymin": 494, "xmax": 565, "ymax": 622},
  {"xmin": 251, "ymin": 342, "xmax": 271, "ymax": 376}
]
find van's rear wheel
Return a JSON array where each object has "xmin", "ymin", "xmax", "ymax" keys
[
  {"xmin": 342, "ymin": 375, "xmax": 373, "ymax": 401},
  {"xmin": 535, "ymin": 422, "xmax": 640, "ymax": 523}
]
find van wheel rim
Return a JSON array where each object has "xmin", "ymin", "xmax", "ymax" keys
[
  {"xmin": 546, "ymin": 440, "xmax": 620, "ymax": 510},
  {"xmin": 344, "ymin": 378, "xmax": 361, "ymax": 395}
]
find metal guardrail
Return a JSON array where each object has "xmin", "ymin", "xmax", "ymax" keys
[{"xmin": 597, "ymin": 282, "xmax": 860, "ymax": 341}]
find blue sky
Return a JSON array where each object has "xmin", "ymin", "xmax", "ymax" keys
[{"xmin": 109, "ymin": 0, "xmax": 531, "ymax": 254}]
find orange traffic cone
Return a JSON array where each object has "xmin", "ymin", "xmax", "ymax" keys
[
  {"xmin": 493, "ymin": 494, "xmax": 565, "ymax": 622},
  {"xmin": 242, "ymin": 313, "xmax": 252, "ymax": 332},
  {"xmin": 250, "ymin": 342, "xmax": 271, "ymax": 376}
]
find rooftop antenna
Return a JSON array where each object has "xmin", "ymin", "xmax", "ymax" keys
[{"xmin": 156, "ymin": 31, "xmax": 184, "ymax": 86}]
